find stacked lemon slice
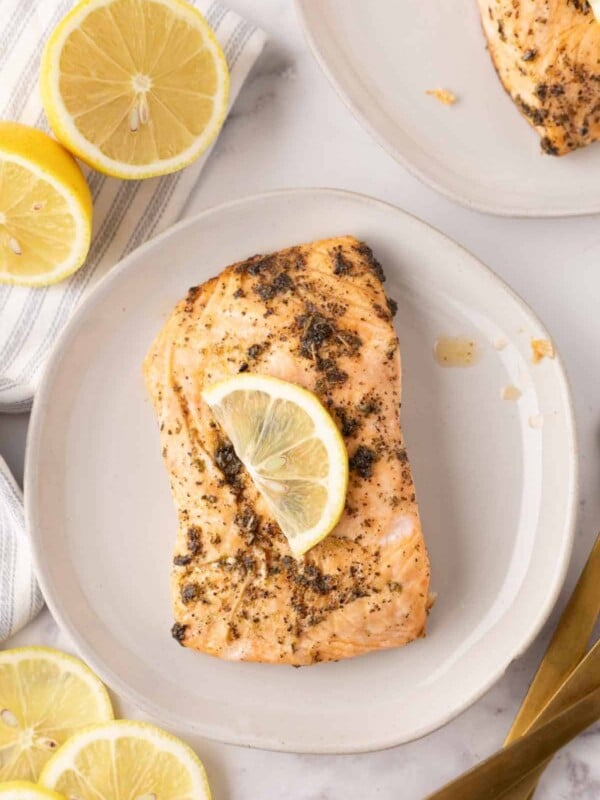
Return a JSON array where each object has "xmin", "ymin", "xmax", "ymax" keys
[{"xmin": 0, "ymin": 647, "xmax": 210, "ymax": 799}]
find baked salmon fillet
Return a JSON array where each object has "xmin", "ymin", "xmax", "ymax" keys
[
  {"xmin": 478, "ymin": 0, "xmax": 600, "ymax": 155},
  {"xmin": 143, "ymin": 236, "xmax": 430, "ymax": 665}
]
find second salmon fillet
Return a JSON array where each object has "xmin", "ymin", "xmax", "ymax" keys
[
  {"xmin": 478, "ymin": 0, "xmax": 600, "ymax": 155},
  {"xmin": 143, "ymin": 236, "xmax": 431, "ymax": 665}
]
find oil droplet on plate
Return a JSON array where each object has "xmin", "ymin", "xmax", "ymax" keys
[{"xmin": 434, "ymin": 336, "xmax": 479, "ymax": 368}]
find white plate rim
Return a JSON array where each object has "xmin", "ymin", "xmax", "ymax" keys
[
  {"xmin": 25, "ymin": 187, "xmax": 578, "ymax": 753},
  {"xmin": 294, "ymin": 1, "xmax": 600, "ymax": 219}
]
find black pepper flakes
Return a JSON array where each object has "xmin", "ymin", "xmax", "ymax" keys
[
  {"xmin": 186, "ymin": 525, "xmax": 204, "ymax": 556},
  {"xmin": 541, "ymin": 136, "xmax": 560, "ymax": 155},
  {"xmin": 386, "ymin": 296, "xmax": 398, "ymax": 318},
  {"xmin": 184, "ymin": 285, "xmax": 201, "ymax": 312},
  {"xmin": 235, "ymin": 507, "xmax": 260, "ymax": 543},
  {"xmin": 358, "ymin": 395, "xmax": 381, "ymax": 416},
  {"xmin": 354, "ymin": 242, "xmax": 386, "ymax": 282},
  {"xmin": 334, "ymin": 406, "xmax": 360, "ymax": 438},
  {"xmin": 297, "ymin": 312, "xmax": 334, "ymax": 357},
  {"xmin": 332, "ymin": 248, "xmax": 353, "ymax": 276},
  {"xmin": 171, "ymin": 622, "xmax": 187, "ymax": 644},
  {"xmin": 181, "ymin": 583, "xmax": 201, "ymax": 604},
  {"xmin": 349, "ymin": 445, "xmax": 378, "ymax": 479},
  {"xmin": 247, "ymin": 343, "xmax": 264, "ymax": 359},
  {"xmin": 254, "ymin": 272, "xmax": 294, "ymax": 302},
  {"xmin": 214, "ymin": 441, "xmax": 242, "ymax": 487}
]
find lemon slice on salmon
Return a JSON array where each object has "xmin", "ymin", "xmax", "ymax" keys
[
  {"xmin": 41, "ymin": 0, "xmax": 229, "ymax": 179},
  {"xmin": 0, "ymin": 122, "xmax": 92, "ymax": 287},
  {"xmin": 40, "ymin": 720, "xmax": 211, "ymax": 800},
  {"xmin": 0, "ymin": 647, "xmax": 113, "ymax": 782},
  {"xmin": 202, "ymin": 374, "xmax": 349, "ymax": 558},
  {"xmin": 0, "ymin": 782, "xmax": 66, "ymax": 800}
]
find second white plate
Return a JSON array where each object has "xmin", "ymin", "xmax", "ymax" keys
[
  {"xmin": 26, "ymin": 189, "xmax": 576, "ymax": 752},
  {"xmin": 296, "ymin": 0, "xmax": 600, "ymax": 217}
]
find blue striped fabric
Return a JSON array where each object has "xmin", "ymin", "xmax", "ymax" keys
[
  {"xmin": 0, "ymin": 0, "xmax": 266, "ymax": 639},
  {"xmin": 0, "ymin": 455, "xmax": 44, "ymax": 640}
]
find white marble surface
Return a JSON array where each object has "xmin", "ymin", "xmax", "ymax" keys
[{"xmin": 1, "ymin": 1, "xmax": 600, "ymax": 797}]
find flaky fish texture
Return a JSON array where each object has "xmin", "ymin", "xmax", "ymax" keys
[
  {"xmin": 143, "ymin": 236, "xmax": 430, "ymax": 665},
  {"xmin": 478, "ymin": 0, "xmax": 600, "ymax": 155}
]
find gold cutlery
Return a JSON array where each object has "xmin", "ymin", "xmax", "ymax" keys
[
  {"xmin": 424, "ymin": 684, "xmax": 600, "ymax": 799},
  {"xmin": 506, "ymin": 535, "xmax": 600, "ymax": 743},
  {"xmin": 425, "ymin": 535, "xmax": 599, "ymax": 800},
  {"xmin": 498, "ymin": 639, "xmax": 600, "ymax": 800}
]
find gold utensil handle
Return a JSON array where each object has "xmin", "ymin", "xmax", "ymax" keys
[
  {"xmin": 506, "ymin": 534, "xmax": 600, "ymax": 744},
  {"xmin": 426, "ymin": 536, "xmax": 600, "ymax": 800},
  {"xmin": 424, "ymin": 686, "xmax": 600, "ymax": 800},
  {"xmin": 491, "ymin": 638, "xmax": 600, "ymax": 800}
]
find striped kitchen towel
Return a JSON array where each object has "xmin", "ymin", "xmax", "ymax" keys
[
  {"xmin": 0, "ymin": 0, "xmax": 265, "ymax": 640},
  {"xmin": 0, "ymin": 455, "xmax": 44, "ymax": 640},
  {"xmin": 0, "ymin": 0, "xmax": 265, "ymax": 412}
]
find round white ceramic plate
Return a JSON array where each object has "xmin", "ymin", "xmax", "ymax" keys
[
  {"xmin": 26, "ymin": 189, "xmax": 576, "ymax": 753},
  {"xmin": 296, "ymin": 0, "xmax": 600, "ymax": 217}
]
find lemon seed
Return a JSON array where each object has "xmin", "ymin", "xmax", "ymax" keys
[
  {"xmin": 139, "ymin": 95, "xmax": 149, "ymax": 125},
  {"xmin": 38, "ymin": 736, "xmax": 58, "ymax": 749},
  {"xmin": 8, "ymin": 237, "xmax": 22, "ymax": 255},
  {"xmin": 130, "ymin": 106, "xmax": 140, "ymax": 132},
  {"xmin": 1, "ymin": 708, "xmax": 18, "ymax": 727}
]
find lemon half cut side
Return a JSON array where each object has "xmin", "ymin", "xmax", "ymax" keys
[
  {"xmin": 41, "ymin": 0, "xmax": 230, "ymax": 179},
  {"xmin": 0, "ymin": 122, "xmax": 92, "ymax": 286}
]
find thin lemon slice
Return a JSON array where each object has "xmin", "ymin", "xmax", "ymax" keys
[
  {"xmin": 0, "ymin": 647, "xmax": 113, "ymax": 782},
  {"xmin": 0, "ymin": 122, "xmax": 92, "ymax": 287},
  {"xmin": 40, "ymin": 720, "xmax": 211, "ymax": 800},
  {"xmin": 41, "ymin": 0, "xmax": 230, "ymax": 179},
  {"xmin": 0, "ymin": 782, "xmax": 66, "ymax": 800},
  {"xmin": 202, "ymin": 374, "xmax": 349, "ymax": 558}
]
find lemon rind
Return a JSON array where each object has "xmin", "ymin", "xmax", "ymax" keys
[{"xmin": 0, "ymin": 781, "xmax": 66, "ymax": 800}]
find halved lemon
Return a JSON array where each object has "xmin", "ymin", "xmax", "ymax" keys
[
  {"xmin": 41, "ymin": 0, "xmax": 230, "ymax": 179},
  {"xmin": 0, "ymin": 782, "xmax": 65, "ymax": 800},
  {"xmin": 0, "ymin": 122, "xmax": 92, "ymax": 287},
  {"xmin": 0, "ymin": 647, "xmax": 113, "ymax": 782},
  {"xmin": 202, "ymin": 374, "xmax": 349, "ymax": 557},
  {"xmin": 40, "ymin": 720, "xmax": 211, "ymax": 800}
]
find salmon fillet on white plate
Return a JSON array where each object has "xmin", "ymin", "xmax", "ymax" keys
[
  {"xmin": 143, "ymin": 236, "xmax": 431, "ymax": 665},
  {"xmin": 478, "ymin": 0, "xmax": 600, "ymax": 155}
]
